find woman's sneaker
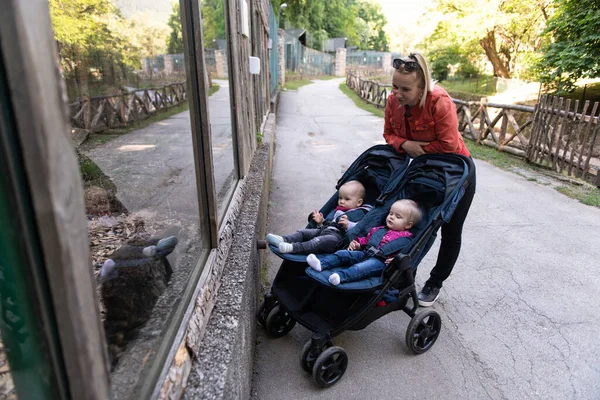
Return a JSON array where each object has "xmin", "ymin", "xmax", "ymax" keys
[{"xmin": 418, "ymin": 282, "xmax": 440, "ymax": 306}]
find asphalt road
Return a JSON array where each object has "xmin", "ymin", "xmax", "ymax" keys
[
  {"xmin": 251, "ymin": 78, "xmax": 600, "ymax": 400},
  {"xmin": 85, "ymin": 79, "xmax": 236, "ymax": 260}
]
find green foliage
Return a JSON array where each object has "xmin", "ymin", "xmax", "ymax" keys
[
  {"xmin": 535, "ymin": 0, "xmax": 600, "ymax": 92},
  {"xmin": 201, "ymin": 0, "xmax": 226, "ymax": 46},
  {"xmin": 338, "ymin": 83, "xmax": 384, "ymax": 118},
  {"xmin": 284, "ymin": 79, "xmax": 313, "ymax": 90},
  {"xmin": 424, "ymin": 0, "xmax": 551, "ymax": 79},
  {"xmin": 272, "ymin": 0, "xmax": 388, "ymax": 51},
  {"xmin": 79, "ymin": 158, "xmax": 105, "ymax": 182},
  {"xmin": 50, "ymin": 0, "xmax": 171, "ymax": 99},
  {"xmin": 167, "ymin": 2, "xmax": 184, "ymax": 54}
]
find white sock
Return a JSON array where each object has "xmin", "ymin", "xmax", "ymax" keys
[
  {"xmin": 143, "ymin": 245, "xmax": 157, "ymax": 257},
  {"xmin": 278, "ymin": 242, "xmax": 294, "ymax": 253},
  {"xmin": 329, "ymin": 273, "xmax": 341, "ymax": 286},
  {"xmin": 266, "ymin": 233, "xmax": 284, "ymax": 246},
  {"xmin": 306, "ymin": 254, "xmax": 322, "ymax": 271},
  {"xmin": 101, "ymin": 259, "xmax": 116, "ymax": 277}
]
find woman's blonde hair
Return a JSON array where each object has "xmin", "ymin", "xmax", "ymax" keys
[{"xmin": 394, "ymin": 52, "xmax": 434, "ymax": 108}]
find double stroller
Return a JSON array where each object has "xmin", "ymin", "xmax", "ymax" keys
[{"xmin": 257, "ymin": 144, "xmax": 474, "ymax": 388}]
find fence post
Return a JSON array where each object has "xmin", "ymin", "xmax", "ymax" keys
[
  {"xmin": 278, "ymin": 28, "xmax": 285, "ymax": 86},
  {"xmin": 82, "ymin": 95, "xmax": 91, "ymax": 129},
  {"xmin": 335, "ymin": 48, "xmax": 346, "ymax": 77}
]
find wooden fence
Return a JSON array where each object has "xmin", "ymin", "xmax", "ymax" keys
[
  {"xmin": 69, "ymin": 82, "xmax": 187, "ymax": 132},
  {"xmin": 527, "ymin": 95, "xmax": 600, "ymax": 185},
  {"xmin": 346, "ymin": 71, "xmax": 389, "ymax": 108},
  {"xmin": 346, "ymin": 72, "xmax": 600, "ymax": 186}
]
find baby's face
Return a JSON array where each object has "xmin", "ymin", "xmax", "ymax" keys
[
  {"xmin": 337, "ymin": 186, "xmax": 363, "ymax": 209},
  {"xmin": 386, "ymin": 202, "xmax": 413, "ymax": 231}
]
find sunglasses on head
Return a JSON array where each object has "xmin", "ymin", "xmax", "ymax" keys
[{"xmin": 392, "ymin": 55, "xmax": 420, "ymax": 72}]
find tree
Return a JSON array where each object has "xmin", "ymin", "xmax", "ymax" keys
[
  {"xmin": 270, "ymin": 0, "xmax": 388, "ymax": 51},
  {"xmin": 419, "ymin": 21, "xmax": 483, "ymax": 80},
  {"xmin": 427, "ymin": 0, "xmax": 551, "ymax": 78},
  {"xmin": 50, "ymin": 0, "xmax": 143, "ymax": 98},
  {"xmin": 201, "ymin": 0, "xmax": 226, "ymax": 47},
  {"xmin": 535, "ymin": 0, "xmax": 600, "ymax": 91},
  {"xmin": 167, "ymin": 2, "xmax": 184, "ymax": 54}
]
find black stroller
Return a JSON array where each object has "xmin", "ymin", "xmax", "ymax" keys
[{"xmin": 257, "ymin": 148, "xmax": 473, "ymax": 388}]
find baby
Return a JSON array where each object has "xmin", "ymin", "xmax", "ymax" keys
[
  {"xmin": 266, "ymin": 180, "xmax": 372, "ymax": 254},
  {"xmin": 306, "ymin": 199, "xmax": 422, "ymax": 285}
]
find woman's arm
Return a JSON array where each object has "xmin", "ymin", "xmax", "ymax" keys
[
  {"xmin": 422, "ymin": 96, "xmax": 462, "ymax": 154},
  {"xmin": 383, "ymin": 97, "xmax": 408, "ymax": 151}
]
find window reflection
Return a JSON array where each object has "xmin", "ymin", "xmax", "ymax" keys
[
  {"xmin": 201, "ymin": 0, "xmax": 238, "ymax": 219},
  {"xmin": 49, "ymin": 0, "xmax": 207, "ymax": 385},
  {"xmin": 0, "ymin": 341, "xmax": 16, "ymax": 399}
]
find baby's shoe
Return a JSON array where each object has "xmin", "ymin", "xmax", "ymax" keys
[
  {"xmin": 329, "ymin": 273, "xmax": 341, "ymax": 286},
  {"xmin": 306, "ymin": 254, "xmax": 322, "ymax": 271},
  {"xmin": 278, "ymin": 242, "xmax": 293, "ymax": 253},
  {"xmin": 266, "ymin": 233, "xmax": 284, "ymax": 246}
]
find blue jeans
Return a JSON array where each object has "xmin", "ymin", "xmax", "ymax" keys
[{"xmin": 319, "ymin": 250, "xmax": 386, "ymax": 284}]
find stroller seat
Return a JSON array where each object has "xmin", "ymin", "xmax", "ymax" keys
[{"xmin": 259, "ymin": 152, "xmax": 474, "ymax": 389}]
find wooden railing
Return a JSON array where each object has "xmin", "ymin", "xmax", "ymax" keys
[
  {"xmin": 454, "ymin": 99, "xmax": 535, "ymax": 155},
  {"xmin": 527, "ymin": 95, "xmax": 600, "ymax": 185},
  {"xmin": 69, "ymin": 82, "xmax": 187, "ymax": 132},
  {"xmin": 346, "ymin": 72, "xmax": 600, "ymax": 186},
  {"xmin": 346, "ymin": 71, "xmax": 389, "ymax": 108}
]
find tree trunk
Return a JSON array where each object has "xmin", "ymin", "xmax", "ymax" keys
[{"xmin": 479, "ymin": 30, "xmax": 511, "ymax": 78}]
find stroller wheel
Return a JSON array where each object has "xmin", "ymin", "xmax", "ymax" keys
[
  {"xmin": 265, "ymin": 305, "xmax": 296, "ymax": 338},
  {"xmin": 406, "ymin": 308, "xmax": 442, "ymax": 354},
  {"xmin": 312, "ymin": 346, "xmax": 348, "ymax": 388},
  {"xmin": 300, "ymin": 339, "xmax": 325, "ymax": 373},
  {"xmin": 256, "ymin": 300, "xmax": 269, "ymax": 327}
]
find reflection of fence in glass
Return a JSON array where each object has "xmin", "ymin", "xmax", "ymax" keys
[
  {"xmin": 269, "ymin": 4, "xmax": 279, "ymax": 93},
  {"xmin": 284, "ymin": 32, "xmax": 333, "ymax": 77}
]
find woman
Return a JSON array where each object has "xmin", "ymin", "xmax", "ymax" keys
[{"xmin": 383, "ymin": 52, "xmax": 476, "ymax": 306}]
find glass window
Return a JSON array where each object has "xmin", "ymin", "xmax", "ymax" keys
[
  {"xmin": 201, "ymin": 0, "xmax": 238, "ymax": 220},
  {"xmin": 49, "ymin": 0, "xmax": 212, "ymax": 395}
]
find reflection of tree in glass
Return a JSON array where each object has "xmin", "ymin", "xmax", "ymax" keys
[{"xmin": 49, "ymin": 0, "xmax": 171, "ymax": 99}]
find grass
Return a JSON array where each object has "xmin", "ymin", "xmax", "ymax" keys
[
  {"xmin": 464, "ymin": 140, "xmax": 599, "ymax": 208},
  {"xmin": 464, "ymin": 141, "xmax": 531, "ymax": 170},
  {"xmin": 208, "ymin": 83, "xmax": 220, "ymax": 96},
  {"xmin": 83, "ymin": 83, "xmax": 218, "ymax": 148},
  {"xmin": 556, "ymin": 185, "xmax": 600, "ymax": 207},
  {"xmin": 338, "ymin": 82, "xmax": 384, "ymax": 118},
  {"xmin": 284, "ymin": 79, "xmax": 313, "ymax": 91},
  {"xmin": 79, "ymin": 157, "xmax": 105, "ymax": 182},
  {"xmin": 81, "ymin": 101, "xmax": 190, "ymax": 150},
  {"xmin": 283, "ymin": 76, "xmax": 342, "ymax": 91},
  {"xmin": 440, "ymin": 75, "xmax": 498, "ymax": 96},
  {"xmin": 337, "ymin": 82, "xmax": 600, "ymax": 209}
]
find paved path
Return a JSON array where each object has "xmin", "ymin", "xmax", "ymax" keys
[
  {"xmin": 85, "ymin": 80, "xmax": 236, "ymax": 259},
  {"xmin": 251, "ymin": 78, "xmax": 600, "ymax": 399}
]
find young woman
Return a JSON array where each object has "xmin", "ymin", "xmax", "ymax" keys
[{"xmin": 383, "ymin": 52, "xmax": 476, "ymax": 306}]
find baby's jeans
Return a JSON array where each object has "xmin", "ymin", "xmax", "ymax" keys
[{"xmin": 319, "ymin": 250, "xmax": 385, "ymax": 283}]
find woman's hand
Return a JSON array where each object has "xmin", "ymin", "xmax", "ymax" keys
[
  {"xmin": 311, "ymin": 209, "xmax": 324, "ymax": 224},
  {"xmin": 401, "ymin": 140, "xmax": 429, "ymax": 158},
  {"xmin": 348, "ymin": 240, "xmax": 360, "ymax": 250}
]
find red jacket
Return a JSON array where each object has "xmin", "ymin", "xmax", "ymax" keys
[{"xmin": 383, "ymin": 85, "xmax": 470, "ymax": 157}]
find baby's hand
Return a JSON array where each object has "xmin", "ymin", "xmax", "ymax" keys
[
  {"xmin": 348, "ymin": 240, "xmax": 360, "ymax": 250},
  {"xmin": 337, "ymin": 215, "xmax": 349, "ymax": 229},
  {"xmin": 311, "ymin": 210, "xmax": 324, "ymax": 224}
]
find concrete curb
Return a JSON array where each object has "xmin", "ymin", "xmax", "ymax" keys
[{"xmin": 183, "ymin": 112, "xmax": 276, "ymax": 400}]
